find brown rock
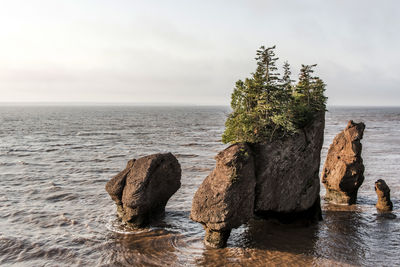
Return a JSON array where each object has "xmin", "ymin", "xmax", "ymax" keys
[
  {"xmin": 322, "ymin": 120, "xmax": 365, "ymax": 205},
  {"xmin": 106, "ymin": 159, "xmax": 136, "ymax": 203},
  {"xmin": 105, "ymin": 159, "xmax": 135, "ymax": 218},
  {"xmin": 191, "ymin": 113, "xmax": 326, "ymax": 247},
  {"xmin": 252, "ymin": 112, "xmax": 325, "ymax": 222},
  {"xmin": 190, "ymin": 143, "xmax": 256, "ymax": 248},
  {"xmin": 106, "ymin": 153, "xmax": 181, "ymax": 227},
  {"xmin": 375, "ymin": 179, "xmax": 393, "ymax": 212}
]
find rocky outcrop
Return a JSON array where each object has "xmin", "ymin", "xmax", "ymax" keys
[
  {"xmin": 191, "ymin": 113, "xmax": 325, "ymax": 247},
  {"xmin": 322, "ymin": 120, "xmax": 365, "ymax": 205},
  {"xmin": 106, "ymin": 153, "xmax": 181, "ymax": 227},
  {"xmin": 190, "ymin": 143, "xmax": 256, "ymax": 248},
  {"xmin": 252, "ymin": 112, "xmax": 325, "ymax": 222},
  {"xmin": 375, "ymin": 179, "xmax": 393, "ymax": 212}
]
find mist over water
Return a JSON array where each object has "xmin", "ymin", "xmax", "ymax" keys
[{"xmin": 0, "ymin": 106, "xmax": 399, "ymax": 266}]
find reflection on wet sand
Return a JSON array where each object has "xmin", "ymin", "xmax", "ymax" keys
[
  {"xmin": 102, "ymin": 229, "xmax": 184, "ymax": 266},
  {"xmin": 196, "ymin": 247, "xmax": 316, "ymax": 266},
  {"xmin": 194, "ymin": 216, "xmax": 360, "ymax": 267},
  {"xmin": 194, "ymin": 215, "xmax": 358, "ymax": 266}
]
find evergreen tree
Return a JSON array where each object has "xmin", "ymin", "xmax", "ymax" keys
[
  {"xmin": 222, "ymin": 45, "xmax": 327, "ymax": 144},
  {"xmin": 282, "ymin": 61, "xmax": 294, "ymax": 94}
]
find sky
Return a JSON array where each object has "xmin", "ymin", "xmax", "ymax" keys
[{"xmin": 0, "ymin": 0, "xmax": 399, "ymax": 106}]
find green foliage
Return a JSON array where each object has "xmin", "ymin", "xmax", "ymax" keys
[{"xmin": 222, "ymin": 45, "xmax": 327, "ymax": 144}]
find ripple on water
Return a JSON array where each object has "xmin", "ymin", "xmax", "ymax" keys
[
  {"xmin": 45, "ymin": 192, "xmax": 78, "ymax": 202},
  {"xmin": 0, "ymin": 236, "xmax": 80, "ymax": 266}
]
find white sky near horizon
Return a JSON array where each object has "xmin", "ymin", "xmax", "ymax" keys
[{"xmin": 0, "ymin": 0, "xmax": 399, "ymax": 106}]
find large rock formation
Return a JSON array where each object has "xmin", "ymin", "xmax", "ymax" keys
[
  {"xmin": 190, "ymin": 143, "xmax": 256, "ymax": 248},
  {"xmin": 106, "ymin": 153, "xmax": 181, "ymax": 227},
  {"xmin": 252, "ymin": 112, "xmax": 325, "ymax": 222},
  {"xmin": 375, "ymin": 179, "xmax": 393, "ymax": 212},
  {"xmin": 321, "ymin": 120, "xmax": 365, "ymax": 205},
  {"xmin": 191, "ymin": 113, "xmax": 325, "ymax": 247}
]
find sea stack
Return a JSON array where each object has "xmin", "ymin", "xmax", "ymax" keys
[
  {"xmin": 375, "ymin": 179, "xmax": 393, "ymax": 212},
  {"xmin": 190, "ymin": 144, "xmax": 256, "ymax": 248},
  {"xmin": 191, "ymin": 113, "xmax": 325, "ymax": 248},
  {"xmin": 106, "ymin": 153, "xmax": 181, "ymax": 227},
  {"xmin": 321, "ymin": 120, "xmax": 365, "ymax": 205}
]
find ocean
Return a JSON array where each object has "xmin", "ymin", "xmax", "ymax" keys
[{"xmin": 0, "ymin": 106, "xmax": 399, "ymax": 266}]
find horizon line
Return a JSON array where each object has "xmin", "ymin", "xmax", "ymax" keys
[{"xmin": 0, "ymin": 102, "xmax": 400, "ymax": 108}]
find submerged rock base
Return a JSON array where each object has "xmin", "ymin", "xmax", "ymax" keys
[
  {"xmin": 106, "ymin": 153, "xmax": 181, "ymax": 227},
  {"xmin": 322, "ymin": 120, "xmax": 365, "ymax": 205},
  {"xmin": 204, "ymin": 228, "xmax": 232, "ymax": 248},
  {"xmin": 255, "ymin": 196, "xmax": 322, "ymax": 224}
]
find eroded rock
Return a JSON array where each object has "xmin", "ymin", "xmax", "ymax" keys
[
  {"xmin": 190, "ymin": 143, "xmax": 256, "ymax": 248},
  {"xmin": 322, "ymin": 120, "xmax": 365, "ymax": 205},
  {"xmin": 191, "ymin": 114, "xmax": 325, "ymax": 247},
  {"xmin": 106, "ymin": 153, "xmax": 181, "ymax": 227},
  {"xmin": 375, "ymin": 179, "xmax": 393, "ymax": 212},
  {"xmin": 252, "ymin": 112, "xmax": 325, "ymax": 222}
]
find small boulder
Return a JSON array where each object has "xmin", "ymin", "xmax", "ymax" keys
[
  {"xmin": 190, "ymin": 143, "xmax": 256, "ymax": 248},
  {"xmin": 375, "ymin": 179, "xmax": 393, "ymax": 212},
  {"xmin": 106, "ymin": 153, "xmax": 181, "ymax": 227},
  {"xmin": 321, "ymin": 120, "xmax": 365, "ymax": 205}
]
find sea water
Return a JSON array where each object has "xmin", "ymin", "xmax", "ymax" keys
[{"xmin": 0, "ymin": 106, "xmax": 399, "ymax": 266}]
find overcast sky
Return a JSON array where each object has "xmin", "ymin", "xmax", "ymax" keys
[{"xmin": 0, "ymin": 0, "xmax": 399, "ymax": 106}]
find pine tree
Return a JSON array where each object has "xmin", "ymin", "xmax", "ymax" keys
[
  {"xmin": 222, "ymin": 46, "xmax": 327, "ymax": 144},
  {"xmin": 296, "ymin": 64, "xmax": 317, "ymax": 107},
  {"xmin": 310, "ymin": 78, "xmax": 327, "ymax": 112},
  {"xmin": 282, "ymin": 61, "xmax": 293, "ymax": 93}
]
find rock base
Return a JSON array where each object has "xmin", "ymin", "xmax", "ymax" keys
[
  {"xmin": 204, "ymin": 228, "xmax": 231, "ymax": 248},
  {"xmin": 255, "ymin": 196, "xmax": 322, "ymax": 224},
  {"xmin": 324, "ymin": 189, "xmax": 358, "ymax": 205}
]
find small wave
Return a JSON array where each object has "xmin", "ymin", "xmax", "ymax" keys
[
  {"xmin": 71, "ymin": 146, "xmax": 85, "ymax": 150},
  {"xmin": 44, "ymin": 148, "xmax": 58, "ymax": 152},
  {"xmin": 86, "ymin": 158, "xmax": 107, "ymax": 163},
  {"xmin": 175, "ymin": 154, "xmax": 198, "ymax": 158},
  {"xmin": 49, "ymin": 143, "xmax": 74, "ymax": 147},
  {"xmin": 0, "ymin": 162, "xmax": 15, "ymax": 166},
  {"xmin": 182, "ymin": 143, "xmax": 199, "ymax": 147},
  {"xmin": 106, "ymin": 155, "xmax": 126, "ymax": 159},
  {"xmin": 106, "ymin": 218, "xmax": 153, "ymax": 235},
  {"xmin": 16, "ymin": 154, "xmax": 31, "ymax": 158},
  {"xmin": 7, "ymin": 148, "xmax": 35, "ymax": 153},
  {"xmin": 184, "ymin": 166, "xmax": 212, "ymax": 172},
  {"xmin": 76, "ymin": 132, "xmax": 119, "ymax": 136},
  {"xmin": 55, "ymin": 160, "xmax": 69, "ymax": 163},
  {"xmin": 45, "ymin": 193, "xmax": 78, "ymax": 202},
  {"xmin": 70, "ymin": 144, "xmax": 105, "ymax": 149}
]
